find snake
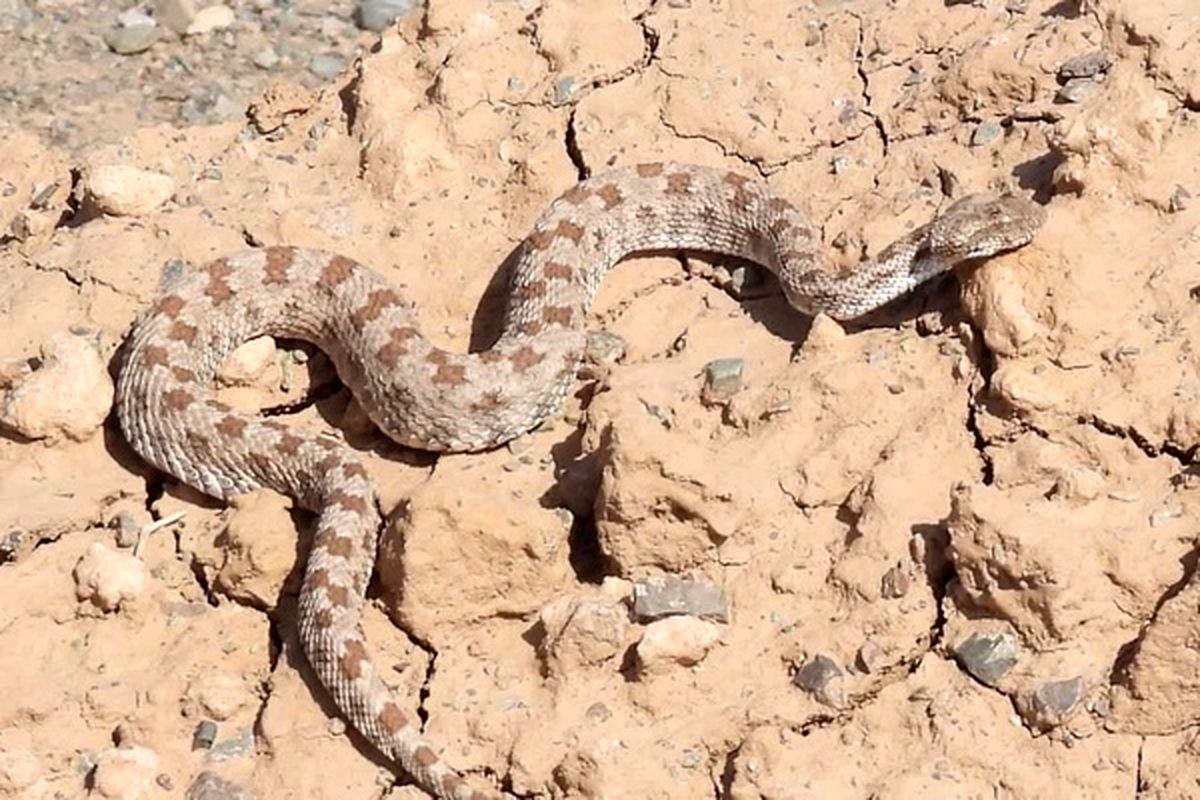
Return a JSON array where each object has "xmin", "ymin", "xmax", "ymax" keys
[{"xmin": 115, "ymin": 161, "xmax": 1046, "ymax": 798}]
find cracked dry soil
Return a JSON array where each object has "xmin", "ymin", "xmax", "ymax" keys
[{"xmin": 4, "ymin": 0, "xmax": 1200, "ymax": 798}]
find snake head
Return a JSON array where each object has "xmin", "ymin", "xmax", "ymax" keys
[{"xmin": 929, "ymin": 193, "xmax": 1047, "ymax": 260}]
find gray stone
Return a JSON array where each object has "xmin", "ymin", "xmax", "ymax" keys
[
  {"xmin": 553, "ymin": 76, "xmax": 576, "ymax": 106},
  {"xmin": 1055, "ymin": 77, "xmax": 1098, "ymax": 104},
  {"xmin": 880, "ymin": 565, "xmax": 910, "ymax": 598},
  {"xmin": 970, "ymin": 120, "xmax": 1002, "ymax": 147},
  {"xmin": 585, "ymin": 701, "xmax": 611, "ymax": 721},
  {"xmin": 584, "ymin": 330, "xmax": 626, "ymax": 366},
  {"xmin": 0, "ymin": 0, "xmax": 32, "ymax": 27},
  {"xmin": 633, "ymin": 574, "xmax": 729, "ymax": 623},
  {"xmin": 702, "ymin": 357, "xmax": 744, "ymax": 401},
  {"xmin": 111, "ymin": 511, "xmax": 139, "ymax": 548},
  {"xmin": 104, "ymin": 24, "xmax": 161, "ymax": 55},
  {"xmin": 307, "ymin": 53, "xmax": 344, "ymax": 80},
  {"xmin": 192, "ymin": 720, "xmax": 218, "ymax": 750},
  {"xmin": 1025, "ymin": 676, "xmax": 1085, "ymax": 729},
  {"xmin": 160, "ymin": 258, "xmax": 186, "ymax": 287},
  {"xmin": 855, "ymin": 641, "xmax": 884, "ymax": 673},
  {"xmin": 0, "ymin": 529, "xmax": 23, "ymax": 563},
  {"xmin": 793, "ymin": 654, "xmax": 845, "ymax": 707},
  {"xmin": 727, "ymin": 264, "xmax": 771, "ymax": 299},
  {"xmin": 354, "ymin": 0, "xmax": 418, "ymax": 32},
  {"xmin": 1169, "ymin": 184, "xmax": 1191, "ymax": 213},
  {"xmin": 954, "ymin": 631, "xmax": 1018, "ymax": 685},
  {"xmin": 1057, "ymin": 50, "xmax": 1111, "ymax": 81},
  {"xmin": 186, "ymin": 771, "xmax": 254, "ymax": 800},
  {"xmin": 252, "ymin": 47, "xmax": 279, "ymax": 70},
  {"xmin": 208, "ymin": 728, "xmax": 255, "ymax": 760},
  {"xmin": 211, "ymin": 94, "xmax": 243, "ymax": 121}
]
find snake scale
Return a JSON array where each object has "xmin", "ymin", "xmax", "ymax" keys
[{"xmin": 116, "ymin": 162, "xmax": 1046, "ymax": 798}]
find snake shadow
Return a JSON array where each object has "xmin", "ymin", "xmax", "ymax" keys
[{"xmin": 464, "ymin": 244, "xmax": 972, "ymax": 353}]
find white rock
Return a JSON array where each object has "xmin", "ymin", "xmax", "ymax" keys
[
  {"xmin": 90, "ymin": 745, "xmax": 159, "ymax": 800},
  {"xmin": 74, "ymin": 543, "xmax": 147, "ymax": 612},
  {"xmin": 538, "ymin": 594, "xmax": 630, "ymax": 676},
  {"xmin": 990, "ymin": 361, "xmax": 1064, "ymax": 414},
  {"xmin": 86, "ymin": 164, "xmax": 174, "ymax": 217},
  {"xmin": 116, "ymin": 9, "xmax": 156, "ymax": 27},
  {"xmin": 636, "ymin": 616, "xmax": 721, "ymax": 672},
  {"xmin": 0, "ymin": 729, "xmax": 43, "ymax": 794},
  {"xmin": 186, "ymin": 671, "xmax": 248, "ymax": 721},
  {"xmin": 155, "ymin": 0, "xmax": 196, "ymax": 34},
  {"xmin": 0, "ymin": 331, "xmax": 114, "ymax": 442},
  {"xmin": 217, "ymin": 335, "xmax": 277, "ymax": 386},
  {"xmin": 185, "ymin": 4, "xmax": 234, "ymax": 35}
]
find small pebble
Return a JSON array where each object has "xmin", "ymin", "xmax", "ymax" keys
[
  {"xmin": 880, "ymin": 564, "xmax": 909, "ymax": 598},
  {"xmin": 970, "ymin": 120, "xmax": 1002, "ymax": 146},
  {"xmin": 1149, "ymin": 505, "xmax": 1183, "ymax": 528},
  {"xmin": 632, "ymin": 574, "xmax": 729, "ymax": 623},
  {"xmin": 585, "ymin": 702, "xmax": 611, "ymax": 721},
  {"xmin": 0, "ymin": 0, "xmax": 33, "ymax": 27},
  {"xmin": 856, "ymin": 641, "xmax": 884, "ymax": 673},
  {"xmin": 0, "ymin": 730, "xmax": 41, "ymax": 792},
  {"xmin": 553, "ymin": 76, "xmax": 576, "ymax": 106},
  {"xmin": 156, "ymin": 0, "xmax": 196, "ymax": 34},
  {"xmin": 116, "ymin": 9, "xmax": 155, "ymax": 27},
  {"xmin": 727, "ymin": 264, "xmax": 770, "ymax": 298},
  {"xmin": 192, "ymin": 720, "xmax": 218, "ymax": 750},
  {"xmin": 91, "ymin": 746, "xmax": 160, "ymax": 800},
  {"xmin": 702, "ymin": 357, "xmax": 744, "ymax": 402},
  {"xmin": 103, "ymin": 23, "xmax": 160, "ymax": 55},
  {"xmin": 954, "ymin": 631, "xmax": 1018, "ymax": 685},
  {"xmin": 1057, "ymin": 50, "xmax": 1111, "ymax": 81},
  {"xmin": 1169, "ymin": 185, "xmax": 1191, "ymax": 213},
  {"xmin": 793, "ymin": 654, "xmax": 845, "ymax": 708},
  {"xmin": 584, "ymin": 330, "xmax": 626, "ymax": 366},
  {"xmin": 308, "ymin": 53, "xmax": 345, "ymax": 80},
  {"xmin": 217, "ymin": 335, "xmax": 276, "ymax": 386},
  {"xmin": 0, "ymin": 331, "xmax": 114, "ymax": 441},
  {"xmin": 1055, "ymin": 77, "xmax": 1098, "ymax": 104},
  {"xmin": 74, "ymin": 543, "xmax": 147, "ymax": 612},
  {"xmin": 208, "ymin": 728, "xmax": 255, "ymax": 760},
  {"xmin": 111, "ymin": 512, "xmax": 140, "ymax": 548},
  {"xmin": 1026, "ymin": 676, "xmax": 1085, "ymax": 729},
  {"xmin": 253, "ymin": 47, "xmax": 280, "ymax": 69},
  {"xmin": 636, "ymin": 616, "xmax": 721, "ymax": 671},
  {"xmin": 186, "ymin": 771, "xmax": 254, "ymax": 800},
  {"xmin": 188, "ymin": 671, "xmax": 248, "ymax": 720},
  {"xmin": 185, "ymin": 4, "xmax": 234, "ymax": 35},
  {"xmin": 354, "ymin": 0, "xmax": 418, "ymax": 31},
  {"xmin": 87, "ymin": 164, "xmax": 174, "ymax": 216}
]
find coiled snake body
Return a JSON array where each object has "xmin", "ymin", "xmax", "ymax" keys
[{"xmin": 117, "ymin": 162, "xmax": 1045, "ymax": 798}]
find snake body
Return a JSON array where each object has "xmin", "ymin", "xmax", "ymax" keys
[{"xmin": 116, "ymin": 162, "xmax": 1045, "ymax": 798}]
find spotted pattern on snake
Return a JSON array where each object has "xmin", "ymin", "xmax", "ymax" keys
[{"xmin": 116, "ymin": 162, "xmax": 1046, "ymax": 799}]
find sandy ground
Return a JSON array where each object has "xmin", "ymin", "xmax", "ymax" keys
[{"xmin": 3, "ymin": 0, "xmax": 1200, "ymax": 798}]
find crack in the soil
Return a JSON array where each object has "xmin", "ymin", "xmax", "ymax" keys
[
  {"xmin": 850, "ymin": 12, "xmax": 890, "ymax": 160},
  {"xmin": 657, "ymin": 113, "xmax": 774, "ymax": 178},
  {"xmin": 1079, "ymin": 413, "xmax": 1196, "ymax": 466},
  {"xmin": 966, "ymin": 392, "xmax": 996, "ymax": 486},
  {"xmin": 564, "ymin": 108, "xmax": 588, "ymax": 180},
  {"xmin": 1135, "ymin": 735, "xmax": 1146, "ymax": 796},
  {"xmin": 715, "ymin": 741, "xmax": 739, "ymax": 799},
  {"xmin": 517, "ymin": 0, "xmax": 659, "ymax": 113}
]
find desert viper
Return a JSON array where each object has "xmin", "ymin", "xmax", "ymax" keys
[{"xmin": 116, "ymin": 162, "xmax": 1045, "ymax": 798}]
